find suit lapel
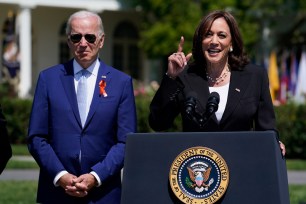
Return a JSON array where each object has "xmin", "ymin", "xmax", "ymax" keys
[
  {"xmin": 181, "ymin": 68, "xmax": 252, "ymax": 126},
  {"xmin": 181, "ymin": 70, "xmax": 209, "ymax": 113},
  {"xmin": 181, "ymin": 70, "xmax": 219, "ymax": 123},
  {"xmin": 84, "ymin": 61, "xmax": 111, "ymax": 128},
  {"xmin": 220, "ymin": 70, "xmax": 251, "ymax": 123},
  {"xmin": 60, "ymin": 60, "xmax": 82, "ymax": 126}
]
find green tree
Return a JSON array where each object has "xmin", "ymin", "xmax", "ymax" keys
[
  {"xmin": 122, "ymin": 0, "xmax": 306, "ymax": 62},
  {"xmin": 123, "ymin": 0, "xmax": 203, "ymax": 58},
  {"xmin": 122, "ymin": 0, "xmax": 257, "ymax": 59}
]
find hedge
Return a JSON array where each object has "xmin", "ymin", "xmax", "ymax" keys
[
  {"xmin": 1, "ymin": 97, "xmax": 32, "ymax": 144},
  {"xmin": 0, "ymin": 94, "xmax": 305, "ymax": 159},
  {"xmin": 275, "ymin": 103, "xmax": 306, "ymax": 159}
]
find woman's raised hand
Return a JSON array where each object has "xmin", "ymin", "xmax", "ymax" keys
[{"xmin": 167, "ymin": 36, "xmax": 192, "ymax": 79}]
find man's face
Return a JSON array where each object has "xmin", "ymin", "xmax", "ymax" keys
[{"xmin": 67, "ymin": 16, "xmax": 104, "ymax": 68}]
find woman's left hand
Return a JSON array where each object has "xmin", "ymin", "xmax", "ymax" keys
[{"xmin": 279, "ymin": 141, "xmax": 286, "ymax": 156}]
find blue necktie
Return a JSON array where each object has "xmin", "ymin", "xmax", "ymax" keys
[{"xmin": 77, "ymin": 69, "xmax": 88, "ymax": 127}]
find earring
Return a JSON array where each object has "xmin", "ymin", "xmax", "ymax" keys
[{"xmin": 229, "ymin": 47, "xmax": 233, "ymax": 52}]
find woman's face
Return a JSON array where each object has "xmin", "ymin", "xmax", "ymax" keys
[{"xmin": 202, "ymin": 17, "xmax": 232, "ymax": 65}]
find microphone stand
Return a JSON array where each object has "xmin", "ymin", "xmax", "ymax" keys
[
  {"xmin": 185, "ymin": 93, "xmax": 219, "ymax": 129},
  {"xmin": 185, "ymin": 107, "xmax": 213, "ymax": 129}
]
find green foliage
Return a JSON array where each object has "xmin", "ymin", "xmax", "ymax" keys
[
  {"xmin": 1, "ymin": 97, "xmax": 32, "ymax": 144},
  {"xmin": 136, "ymin": 94, "xmax": 182, "ymax": 132},
  {"xmin": 135, "ymin": 94, "xmax": 153, "ymax": 133},
  {"xmin": 124, "ymin": 0, "xmax": 306, "ymax": 61},
  {"xmin": 136, "ymin": 95, "xmax": 306, "ymax": 159},
  {"xmin": 275, "ymin": 103, "xmax": 306, "ymax": 159},
  {"xmin": 126, "ymin": 0, "xmax": 203, "ymax": 58},
  {"xmin": 1, "ymin": 89, "xmax": 306, "ymax": 159},
  {"xmin": 133, "ymin": 80, "xmax": 182, "ymax": 132}
]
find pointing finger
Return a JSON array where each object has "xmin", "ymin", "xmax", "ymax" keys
[{"xmin": 177, "ymin": 36, "xmax": 184, "ymax": 53}]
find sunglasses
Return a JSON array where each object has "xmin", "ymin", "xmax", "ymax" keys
[{"xmin": 69, "ymin": 34, "xmax": 97, "ymax": 44}]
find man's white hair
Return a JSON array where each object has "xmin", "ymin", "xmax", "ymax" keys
[{"xmin": 65, "ymin": 10, "xmax": 104, "ymax": 36}]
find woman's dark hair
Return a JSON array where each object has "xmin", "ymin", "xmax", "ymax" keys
[{"xmin": 191, "ymin": 10, "xmax": 249, "ymax": 71}]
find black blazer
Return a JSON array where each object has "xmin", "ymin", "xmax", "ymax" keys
[
  {"xmin": 149, "ymin": 63, "xmax": 276, "ymax": 132},
  {"xmin": 0, "ymin": 104, "xmax": 12, "ymax": 174}
]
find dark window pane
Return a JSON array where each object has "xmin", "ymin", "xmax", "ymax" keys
[
  {"xmin": 114, "ymin": 21, "xmax": 138, "ymax": 39},
  {"xmin": 59, "ymin": 42, "xmax": 70, "ymax": 63},
  {"xmin": 113, "ymin": 44, "xmax": 123, "ymax": 71},
  {"xmin": 128, "ymin": 45, "xmax": 139, "ymax": 78},
  {"xmin": 59, "ymin": 22, "xmax": 70, "ymax": 63},
  {"xmin": 113, "ymin": 21, "xmax": 140, "ymax": 79}
]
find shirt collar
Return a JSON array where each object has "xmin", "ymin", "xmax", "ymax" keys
[{"xmin": 73, "ymin": 59, "xmax": 100, "ymax": 77}]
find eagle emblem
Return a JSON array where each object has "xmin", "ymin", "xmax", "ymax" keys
[
  {"xmin": 169, "ymin": 147, "xmax": 229, "ymax": 203},
  {"xmin": 186, "ymin": 161, "xmax": 214, "ymax": 193}
]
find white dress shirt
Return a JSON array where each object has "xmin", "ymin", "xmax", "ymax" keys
[
  {"xmin": 53, "ymin": 59, "xmax": 101, "ymax": 187},
  {"xmin": 209, "ymin": 83, "xmax": 229, "ymax": 122}
]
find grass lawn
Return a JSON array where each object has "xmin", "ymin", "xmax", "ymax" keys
[
  {"xmin": 2, "ymin": 145, "xmax": 305, "ymax": 203},
  {"xmin": 12, "ymin": 144, "xmax": 32, "ymax": 155},
  {"xmin": 0, "ymin": 181, "xmax": 305, "ymax": 203},
  {"xmin": 6, "ymin": 159, "xmax": 39, "ymax": 169},
  {"xmin": 286, "ymin": 159, "xmax": 306, "ymax": 171},
  {"xmin": 0, "ymin": 181, "xmax": 37, "ymax": 204},
  {"xmin": 6, "ymin": 157, "xmax": 306, "ymax": 170},
  {"xmin": 8, "ymin": 144, "xmax": 306, "ymax": 170},
  {"xmin": 290, "ymin": 185, "xmax": 306, "ymax": 204}
]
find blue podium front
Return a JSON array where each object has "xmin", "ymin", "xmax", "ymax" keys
[{"xmin": 121, "ymin": 131, "xmax": 289, "ymax": 204}]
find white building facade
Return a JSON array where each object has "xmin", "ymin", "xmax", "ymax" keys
[{"xmin": 0, "ymin": 0, "xmax": 163, "ymax": 98}]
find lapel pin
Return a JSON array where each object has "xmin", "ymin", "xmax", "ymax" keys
[
  {"xmin": 101, "ymin": 75, "xmax": 106, "ymax": 78},
  {"xmin": 99, "ymin": 80, "xmax": 108, "ymax": 97},
  {"xmin": 235, "ymin": 88, "xmax": 240, "ymax": 92}
]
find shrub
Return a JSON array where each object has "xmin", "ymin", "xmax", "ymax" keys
[
  {"xmin": 1, "ymin": 85, "xmax": 305, "ymax": 159},
  {"xmin": 275, "ymin": 103, "xmax": 306, "ymax": 159},
  {"xmin": 1, "ymin": 97, "xmax": 32, "ymax": 144}
]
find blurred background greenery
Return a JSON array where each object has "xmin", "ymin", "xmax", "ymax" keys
[
  {"xmin": 121, "ymin": 0, "xmax": 306, "ymax": 63},
  {"xmin": 1, "ymin": 83, "xmax": 305, "ymax": 160}
]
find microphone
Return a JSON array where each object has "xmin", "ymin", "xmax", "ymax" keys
[
  {"xmin": 185, "ymin": 92, "xmax": 197, "ymax": 116},
  {"xmin": 184, "ymin": 91, "xmax": 220, "ymax": 129},
  {"xmin": 199, "ymin": 92, "xmax": 220, "ymax": 128},
  {"xmin": 184, "ymin": 92, "xmax": 202, "ymax": 127},
  {"xmin": 205, "ymin": 92, "xmax": 220, "ymax": 115}
]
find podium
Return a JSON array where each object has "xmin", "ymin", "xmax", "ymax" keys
[{"xmin": 121, "ymin": 131, "xmax": 289, "ymax": 204}]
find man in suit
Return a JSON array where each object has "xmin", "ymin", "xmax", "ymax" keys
[
  {"xmin": 28, "ymin": 10, "xmax": 137, "ymax": 203},
  {"xmin": 0, "ymin": 104, "xmax": 12, "ymax": 174}
]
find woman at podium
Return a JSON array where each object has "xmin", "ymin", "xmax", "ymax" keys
[{"xmin": 148, "ymin": 10, "xmax": 286, "ymax": 156}]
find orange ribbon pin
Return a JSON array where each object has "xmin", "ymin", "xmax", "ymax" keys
[{"xmin": 99, "ymin": 80, "xmax": 107, "ymax": 97}]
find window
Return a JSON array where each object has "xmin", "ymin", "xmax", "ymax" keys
[
  {"xmin": 59, "ymin": 22, "xmax": 70, "ymax": 64},
  {"xmin": 113, "ymin": 21, "xmax": 140, "ymax": 79}
]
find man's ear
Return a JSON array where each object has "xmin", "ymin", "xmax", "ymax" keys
[
  {"xmin": 99, "ymin": 34, "xmax": 105, "ymax": 49},
  {"xmin": 67, "ymin": 38, "xmax": 72, "ymax": 49}
]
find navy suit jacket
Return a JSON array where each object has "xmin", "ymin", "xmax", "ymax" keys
[
  {"xmin": 0, "ymin": 104, "xmax": 12, "ymax": 174},
  {"xmin": 28, "ymin": 59, "xmax": 137, "ymax": 204},
  {"xmin": 149, "ymin": 63, "xmax": 277, "ymax": 132}
]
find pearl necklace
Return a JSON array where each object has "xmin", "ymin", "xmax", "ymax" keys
[{"xmin": 206, "ymin": 67, "xmax": 230, "ymax": 85}]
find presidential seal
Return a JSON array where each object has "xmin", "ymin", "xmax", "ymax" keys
[{"xmin": 169, "ymin": 146, "xmax": 229, "ymax": 204}]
